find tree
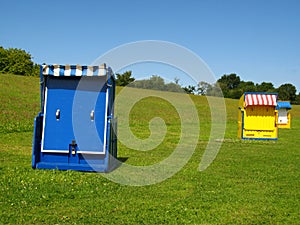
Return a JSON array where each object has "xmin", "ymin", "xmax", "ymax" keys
[
  {"xmin": 217, "ymin": 81, "xmax": 229, "ymax": 97},
  {"xmin": 129, "ymin": 75, "xmax": 184, "ymax": 93},
  {"xmin": 174, "ymin": 77, "xmax": 180, "ymax": 85},
  {"xmin": 148, "ymin": 75, "xmax": 165, "ymax": 90},
  {"xmin": 217, "ymin": 74, "xmax": 241, "ymax": 98},
  {"xmin": 295, "ymin": 92, "xmax": 300, "ymax": 105},
  {"xmin": 0, "ymin": 46, "xmax": 8, "ymax": 72},
  {"xmin": 256, "ymin": 82, "xmax": 275, "ymax": 92},
  {"xmin": 197, "ymin": 81, "xmax": 212, "ymax": 95},
  {"xmin": 115, "ymin": 71, "xmax": 135, "ymax": 86},
  {"xmin": 165, "ymin": 82, "xmax": 183, "ymax": 93},
  {"xmin": 0, "ymin": 46, "xmax": 38, "ymax": 76},
  {"xmin": 229, "ymin": 89, "xmax": 243, "ymax": 99},
  {"xmin": 277, "ymin": 83, "xmax": 297, "ymax": 103},
  {"xmin": 218, "ymin": 74, "xmax": 241, "ymax": 89},
  {"xmin": 182, "ymin": 85, "xmax": 196, "ymax": 94},
  {"xmin": 6, "ymin": 48, "xmax": 34, "ymax": 75},
  {"xmin": 206, "ymin": 83, "xmax": 223, "ymax": 97},
  {"xmin": 238, "ymin": 81, "xmax": 256, "ymax": 93}
]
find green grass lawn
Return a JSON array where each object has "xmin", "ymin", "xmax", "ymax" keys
[{"xmin": 0, "ymin": 74, "xmax": 299, "ymax": 224}]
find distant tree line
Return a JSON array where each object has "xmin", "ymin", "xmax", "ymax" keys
[
  {"xmin": 129, "ymin": 75, "xmax": 183, "ymax": 93},
  {"xmin": 116, "ymin": 71, "xmax": 300, "ymax": 104},
  {"xmin": 116, "ymin": 71, "xmax": 183, "ymax": 93},
  {"xmin": 209, "ymin": 74, "xmax": 298, "ymax": 104},
  {"xmin": 0, "ymin": 46, "xmax": 39, "ymax": 76},
  {"xmin": 1, "ymin": 45, "xmax": 299, "ymax": 104}
]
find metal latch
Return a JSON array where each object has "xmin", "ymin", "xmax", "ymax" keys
[
  {"xmin": 56, "ymin": 109, "xmax": 60, "ymax": 120},
  {"xmin": 71, "ymin": 140, "xmax": 77, "ymax": 155},
  {"xmin": 90, "ymin": 110, "xmax": 95, "ymax": 121}
]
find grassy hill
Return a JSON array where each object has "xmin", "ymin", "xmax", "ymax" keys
[{"xmin": 0, "ymin": 74, "xmax": 299, "ymax": 224}]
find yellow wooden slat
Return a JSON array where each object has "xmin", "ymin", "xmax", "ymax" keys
[{"xmin": 244, "ymin": 106, "xmax": 275, "ymax": 130}]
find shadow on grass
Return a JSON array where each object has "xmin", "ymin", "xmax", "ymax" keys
[
  {"xmin": 107, "ymin": 157, "xmax": 129, "ymax": 173},
  {"xmin": 117, "ymin": 157, "xmax": 129, "ymax": 163}
]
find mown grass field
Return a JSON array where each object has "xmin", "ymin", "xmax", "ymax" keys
[{"xmin": 0, "ymin": 73, "xmax": 299, "ymax": 224}]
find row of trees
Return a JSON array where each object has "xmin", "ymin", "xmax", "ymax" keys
[
  {"xmin": 215, "ymin": 74, "xmax": 298, "ymax": 103},
  {"xmin": 182, "ymin": 74, "xmax": 300, "ymax": 104},
  {"xmin": 1, "ymin": 45, "xmax": 298, "ymax": 104},
  {"xmin": 0, "ymin": 46, "xmax": 39, "ymax": 76},
  {"xmin": 116, "ymin": 71, "xmax": 300, "ymax": 104},
  {"xmin": 116, "ymin": 71, "xmax": 183, "ymax": 93}
]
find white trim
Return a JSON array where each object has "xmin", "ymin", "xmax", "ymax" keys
[
  {"xmin": 102, "ymin": 86, "xmax": 109, "ymax": 154},
  {"xmin": 42, "ymin": 150, "xmax": 69, "ymax": 153},
  {"xmin": 77, "ymin": 151, "xmax": 104, "ymax": 155},
  {"xmin": 41, "ymin": 87, "xmax": 48, "ymax": 153},
  {"xmin": 41, "ymin": 77, "xmax": 110, "ymax": 155},
  {"xmin": 41, "ymin": 87, "xmax": 69, "ymax": 154}
]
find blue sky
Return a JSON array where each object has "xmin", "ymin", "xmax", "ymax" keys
[{"xmin": 1, "ymin": 0, "xmax": 299, "ymax": 91}]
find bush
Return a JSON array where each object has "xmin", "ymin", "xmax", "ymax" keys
[{"xmin": 0, "ymin": 46, "xmax": 39, "ymax": 76}]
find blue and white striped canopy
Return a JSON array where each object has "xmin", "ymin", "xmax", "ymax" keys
[{"xmin": 42, "ymin": 64, "xmax": 109, "ymax": 76}]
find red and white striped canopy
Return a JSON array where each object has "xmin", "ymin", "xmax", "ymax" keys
[{"xmin": 244, "ymin": 93, "xmax": 277, "ymax": 108}]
